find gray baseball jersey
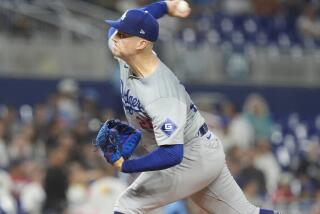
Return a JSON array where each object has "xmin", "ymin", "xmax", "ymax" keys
[
  {"xmin": 109, "ymin": 34, "xmax": 259, "ymax": 214},
  {"xmin": 118, "ymin": 58, "xmax": 205, "ymax": 152}
]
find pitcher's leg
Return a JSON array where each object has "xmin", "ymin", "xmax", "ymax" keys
[
  {"xmin": 114, "ymin": 138, "xmax": 226, "ymax": 214},
  {"xmin": 114, "ymin": 164, "xmax": 222, "ymax": 214},
  {"xmin": 191, "ymin": 163, "xmax": 259, "ymax": 214},
  {"xmin": 114, "ymin": 170, "xmax": 174, "ymax": 214}
]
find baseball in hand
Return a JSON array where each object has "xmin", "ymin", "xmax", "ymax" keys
[{"xmin": 177, "ymin": 1, "xmax": 189, "ymax": 13}]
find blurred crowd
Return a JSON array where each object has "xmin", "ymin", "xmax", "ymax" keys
[
  {"xmin": 0, "ymin": 78, "xmax": 319, "ymax": 214},
  {"xmin": 0, "ymin": 78, "xmax": 125, "ymax": 214},
  {"xmin": 200, "ymin": 93, "xmax": 320, "ymax": 214}
]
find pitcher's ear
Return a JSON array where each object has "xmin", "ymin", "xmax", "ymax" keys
[{"xmin": 136, "ymin": 39, "xmax": 149, "ymax": 50}]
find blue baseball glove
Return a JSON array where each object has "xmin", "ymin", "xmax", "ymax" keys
[
  {"xmin": 94, "ymin": 120, "xmax": 142, "ymax": 164},
  {"xmin": 106, "ymin": 119, "xmax": 142, "ymax": 159},
  {"xmin": 94, "ymin": 126, "xmax": 121, "ymax": 164}
]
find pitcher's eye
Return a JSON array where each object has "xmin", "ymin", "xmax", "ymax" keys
[{"xmin": 117, "ymin": 31, "xmax": 132, "ymax": 39}]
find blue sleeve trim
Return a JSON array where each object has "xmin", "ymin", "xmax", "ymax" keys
[
  {"xmin": 121, "ymin": 144, "xmax": 183, "ymax": 173},
  {"xmin": 140, "ymin": 1, "xmax": 168, "ymax": 19}
]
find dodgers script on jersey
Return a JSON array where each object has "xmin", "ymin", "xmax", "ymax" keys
[{"xmin": 119, "ymin": 58, "xmax": 206, "ymax": 152}]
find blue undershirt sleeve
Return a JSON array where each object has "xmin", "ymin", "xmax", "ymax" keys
[
  {"xmin": 140, "ymin": 1, "xmax": 168, "ymax": 19},
  {"xmin": 121, "ymin": 144, "xmax": 183, "ymax": 173}
]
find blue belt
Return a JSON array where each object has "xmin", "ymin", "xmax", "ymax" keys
[{"xmin": 198, "ymin": 123, "xmax": 208, "ymax": 137}]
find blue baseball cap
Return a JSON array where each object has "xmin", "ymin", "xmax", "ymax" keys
[{"xmin": 105, "ymin": 9, "xmax": 159, "ymax": 42}]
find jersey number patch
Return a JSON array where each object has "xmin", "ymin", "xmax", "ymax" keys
[{"xmin": 136, "ymin": 116, "xmax": 153, "ymax": 130}]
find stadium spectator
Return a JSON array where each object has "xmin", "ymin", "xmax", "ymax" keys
[
  {"xmin": 226, "ymin": 145, "xmax": 268, "ymax": 208},
  {"xmin": 80, "ymin": 88, "xmax": 101, "ymax": 120},
  {"xmin": 233, "ymin": 147, "xmax": 267, "ymax": 204},
  {"xmin": 253, "ymin": 138, "xmax": 281, "ymax": 193},
  {"xmin": 46, "ymin": 117, "xmax": 69, "ymax": 150},
  {"xmin": 295, "ymin": 141, "xmax": 320, "ymax": 200},
  {"xmin": 297, "ymin": 4, "xmax": 320, "ymax": 39},
  {"xmin": 226, "ymin": 146, "xmax": 244, "ymax": 176},
  {"xmin": 221, "ymin": 100, "xmax": 255, "ymax": 149},
  {"xmin": 56, "ymin": 78, "xmax": 80, "ymax": 128},
  {"xmin": 20, "ymin": 160, "xmax": 46, "ymax": 214},
  {"xmin": 222, "ymin": 0, "xmax": 252, "ymax": 15},
  {"xmin": 8, "ymin": 129, "xmax": 34, "ymax": 161},
  {"xmin": 271, "ymin": 173, "xmax": 295, "ymax": 204},
  {"xmin": 243, "ymin": 93, "xmax": 274, "ymax": 141},
  {"xmin": 43, "ymin": 147, "xmax": 69, "ymax": 214},
  {"xmin": 0, "ymin": 170, "xmax": 16, "ymax": 213}
]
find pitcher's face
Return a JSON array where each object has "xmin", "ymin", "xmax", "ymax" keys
[{"xmin": 111, "ymin": 31, "xmax": 144, "ymax": 59}]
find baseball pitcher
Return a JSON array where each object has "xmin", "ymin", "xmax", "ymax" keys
[{"xmin": 94, "ymin": 1, "xmax": 281, "ymax": 214}]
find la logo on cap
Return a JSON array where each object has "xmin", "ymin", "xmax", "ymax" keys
[
  {"xmin": 121, "ymin": 11, "xmax": 128, "ymax": 21},
  {"xmin": 140, "ymin": 29, "xmax": 145, "ymax": 35}
]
